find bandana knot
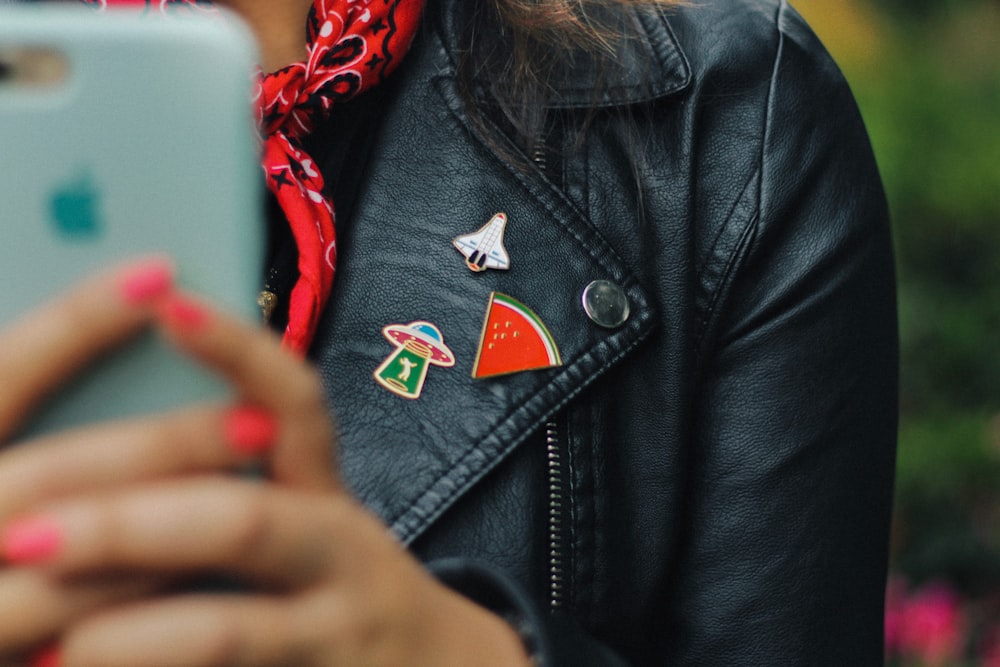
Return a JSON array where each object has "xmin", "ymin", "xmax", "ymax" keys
[{"xmin": 257, "ymin": 0, "xmax": 424, "ymax": 354}]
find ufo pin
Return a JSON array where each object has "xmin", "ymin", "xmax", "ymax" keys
[
  {"xmin": 453, "ymin": 213, "xmax": 511, "ymax": 272},
  {"xmin": 374, "ymin": 321, "xmax": 455, "ymax": 399}
]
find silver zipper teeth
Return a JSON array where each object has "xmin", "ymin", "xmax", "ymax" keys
[
  {"xmin": 532, "ymin": 143, "xmax": 548, "ymax": 172},
  {"xmin": 546, "ymin": 420, "xmax": 566, "ymax": 609},
  {"xmin": 534, "ymin": 140, "xmax": 565, "ymax": 610}
]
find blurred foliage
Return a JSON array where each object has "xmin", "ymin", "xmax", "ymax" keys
[
  {"xmin": 894, "ymin": 412, "xmax": 1000, "ymax": 591},
  {"xmin": 793, "ymin": 0, "xmax": 1000, "ymax": 658},
  {"xmin": 793, "ymin": 0, "xmax": 1000, "ymax": 411}
]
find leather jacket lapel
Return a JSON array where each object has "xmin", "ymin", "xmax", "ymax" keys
[{"xmin": 310, "ymin": 15, "xmax": 662, "ymax": 546}]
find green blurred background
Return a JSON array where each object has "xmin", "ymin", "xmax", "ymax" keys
[{"xmin": 794, "ymin": 0, "xmax": 1000, "ymax": 661}]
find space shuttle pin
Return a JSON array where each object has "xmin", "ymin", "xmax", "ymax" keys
[{"xmin": 453, "ymin": 213, "xmax": 511, "ymax": 272}]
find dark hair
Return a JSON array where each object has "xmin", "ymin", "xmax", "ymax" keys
[{"xmin": 458, "ymin": 0, "xmax": 683, "ymax": 155}]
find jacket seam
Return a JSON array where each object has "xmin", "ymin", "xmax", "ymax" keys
[
  {"xmin": 693, "ymin": 173, "xmax": 758, "ymax": 351},
  {"xmin": 565, "ymin": 411, "xmax": 579, "ymax": 613},
  {"xmin": 750, "ymin": 0, "xmax": 786, "ymax": 292},
  {"xmin": 695, "ymin": 1, "xmax": 786, "ymax": 358},
  {"xmin": 762, "ymin": 0, "xmax": 789, "ymax": 225}
]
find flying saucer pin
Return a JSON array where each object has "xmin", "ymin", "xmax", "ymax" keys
[
  {"xmin": 374, "ymin": 321, "xmax": 455, "ymax": 399},
  {"xmin": 453, "ymin": 213, "xmax": 511, "ymax": 272}
]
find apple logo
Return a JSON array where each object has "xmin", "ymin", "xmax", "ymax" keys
[{"xmin": 49, "ymin": 170, "xmax": 102, "ymax": 240}]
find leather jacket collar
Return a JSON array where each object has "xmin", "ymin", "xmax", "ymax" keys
[{"xmin": 432, "ymin": 0, "xmax": 691, "ymax": 108}]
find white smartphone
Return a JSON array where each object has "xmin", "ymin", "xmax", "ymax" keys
[{"xmin": 0, "ymin": 5, "xmax": 264, "ymax": 436}]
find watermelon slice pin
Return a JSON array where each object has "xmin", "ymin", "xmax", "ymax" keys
[{"xmin": 472, "ymin": 293, "xmax": 562, "ymax": 379}]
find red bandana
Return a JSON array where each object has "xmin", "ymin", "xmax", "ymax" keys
[{"xmin": 82, "ymin": 0, "xmax": 425, "ymax": 355}]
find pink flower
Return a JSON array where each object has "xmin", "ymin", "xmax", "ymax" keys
[
  {"xmin": 897, "ymin": 582, "xmax": 967, "ymax": 666},
  {"xmin": 979, "ymin": 624, "xmax": 1000, "ymax": 667},
  {"xmin": 885, "ymin": 575, "xmax": 909, "ymax": 655}
]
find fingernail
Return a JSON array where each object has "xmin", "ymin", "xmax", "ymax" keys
[
  {"xmin": 118, "ymin": 258, "xmax": 174, "ymax": 305},
  {"xmin": 158, "ymin": 294, "xmax": 210, "ymax": 332},
  {"xmin": 30, "ymin": 645, "xmax": 61, "ymax": 667},
  {"xmin": 224, "ymin": 405, "xmax": 278, "ymax": 455},
  {"xmin": 1, "ymin": 516, "xmax": 62, "ymax": 564}
]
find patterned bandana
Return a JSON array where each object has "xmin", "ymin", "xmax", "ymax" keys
[{"xmin": 81, "ymin": 0, "xmax": 425, "ymax": 354}]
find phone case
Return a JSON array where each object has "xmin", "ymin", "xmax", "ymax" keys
[{"xmin": 0, "ymin": 5, "xmax": 264, "ymax": 436}]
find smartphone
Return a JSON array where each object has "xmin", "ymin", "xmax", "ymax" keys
[{"xmin": 0, "ymin": 5, "xmax": 264, "ymax": 436}]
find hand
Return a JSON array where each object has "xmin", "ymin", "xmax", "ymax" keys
[{"xmin": 0, "ymin": 260, "xmax": 531, "ymax": 666}]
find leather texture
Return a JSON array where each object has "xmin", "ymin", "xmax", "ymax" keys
[{"xmin": 308, "ymin": 0, "xmax": 898, "ymax": 664}]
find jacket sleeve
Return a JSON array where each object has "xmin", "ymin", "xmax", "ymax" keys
[
  {"xmin": 668, "ymin": 5, "xmax": 898, "ymax": 664},
  {"xmin": 430, "ymin": 559, "xmax": 633, "ymax": 667}
]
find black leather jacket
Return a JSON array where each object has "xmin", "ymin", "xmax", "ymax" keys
[{"xmin": 306, "ymin": 0, "xmax": 898, "ymax": 664}]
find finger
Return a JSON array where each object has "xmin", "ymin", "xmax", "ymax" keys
[
  {"xmin": 0, "ymin": 404, "xmax": 274, "ymax": 522},
  {"xmin": 0, "ymin": 258, "xmax": 174, "ymax": 439},
  {"xmin": 60, "ymin": 594, "xmax": 308, "ymax": 667},
  {"xmin": 52, "ymin": 562, "xmax": 530, "ymax": 667},
  {"xmin": 0, "ymin": 478, "xmax": 375, "ymax": 589},
  {"xmin": 0, "ymin": 568, "xmax": 163, "ymax": 652},
  {"xmin": 156, "ymin": 293, "xmax": 338, "ymax": 491}
]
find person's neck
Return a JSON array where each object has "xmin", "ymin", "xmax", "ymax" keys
[{"xmin": 216, "ymin": 0, "xmax": 313, "ymax": 72}]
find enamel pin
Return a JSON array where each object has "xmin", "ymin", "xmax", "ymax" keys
[
  {"xmin": 374, "ymin": 322, "xmax": 455, "ymax": 399},
  {"xmin": 472, "ymin": 293, "xmax": 562, "ymax": 379},
  {"xmin": 453, "ymin": 213, "xmax": 511, "ymax": 272}
]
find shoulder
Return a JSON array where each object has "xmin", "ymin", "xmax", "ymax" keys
[
  {"xmin": 660, "ymin": 0, "xmax": 844, "ymax": 94},
  {"xmin": 533, "ymin": 0, "xmax": 849, "ymax": 119}
]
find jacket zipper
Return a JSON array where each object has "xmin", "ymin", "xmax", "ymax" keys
[
  {"xmin": 532, "ymin": 137, "xmax": 567, "ymax": 610},
  {"xmin": 545, "ymin": 420, "xmax": 567, "ymax": 610},
  {"xmin": 532, "ymin": 141, "xmax": 548, "ymax": 173}
]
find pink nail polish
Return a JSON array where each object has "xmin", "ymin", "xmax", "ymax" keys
[
  {"xmin": 118, "ymin": 259, "xmax": 174, "ymax": 305},
  {"xmin": 29, "ymin": 645, "xmax": 61, "ymax": 667},
  {"xmin": 158, "ymin": 294, "xmax": 210, "ymax": 332},
  {"xmin": 224, "ymin": 406, "xmax": 278, "ymax": 455},
  {"xmin": 1, "ymin": 517, "xmax": 62, "ymax": 564}
]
